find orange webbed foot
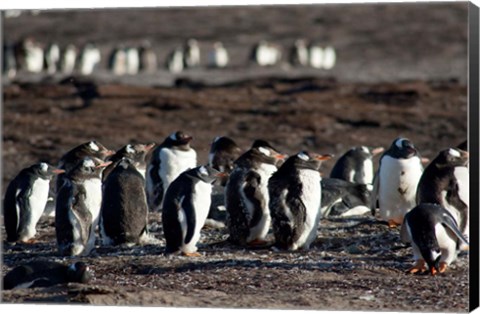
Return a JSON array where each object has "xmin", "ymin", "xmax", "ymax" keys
[
  {"xmin": 182, "ymin": 251, "xmax": 201, "ymax": 257},
  {"xmin": 407, "ymin": 260, "xmax": 427, "ymax": 274},
  {"xmin": 388, "ymin": 220, "xmax": 401, "ymax": 228}
]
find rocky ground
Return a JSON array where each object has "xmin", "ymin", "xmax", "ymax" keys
[{"xmin": 1, "ymin": 2, "xmax": 470, "ymax": 312}]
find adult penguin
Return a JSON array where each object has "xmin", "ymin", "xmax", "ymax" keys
[
  {"xmin": 225, "ymin": 140, "xmax": 286, "ymax": 246},
  {"xmin": 145, "ymin": 131, "xmax": 196, "ymax": 212},
  {"xmin": 371, "ymin": 138, "xmax": 424, "ymax": 227},
  {"xmin": 163, "ymin": 165, "xmax": 224, "ymax": 256},
  {"xmin": 102, "ymin": 143, "xmax": 155, "ymax": 180},
  {"xmin": 269, "ymin": 151, "xmax": 333, "ymax": 251},
  {"xmin": 330, "ymin": 146, "xmax": 384, "ymax": 185},
  {"xmin": 4, "ymin": 162, "xmax": 64, "ymax": 243}
]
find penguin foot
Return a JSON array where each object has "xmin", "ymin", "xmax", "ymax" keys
[
  {"xmin": 388, "ymin": 220, "xmax": 401, "ymax": 228},
  {"xmin": 407, "ymin": 260, "xmax": 427, "ymax": 274},
  {"xmin": 22, "ymin": 238, "xmax": 37, "ymax": 244},
  {"xmin": 182, "ymin": 252, "xmax": 202, "ymax": 257},
  {"xmin": 439, "ymin": 262, "xmax": 448, "ymax": 273}
]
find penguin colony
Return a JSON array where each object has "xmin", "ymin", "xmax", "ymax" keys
[
  {"xmin": 3, "ymin": 38, "xmax": 336, "ymax": 78},
  {"xmin": 2, "ymin": 134, "xmax": 468, "ymax": 282}
]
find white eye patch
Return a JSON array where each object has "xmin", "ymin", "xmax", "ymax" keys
[
  {"xmin": 213, "ymin": 136, "xmax": 220, "ymax": 143},
  {"xmin": 40, "ymin": 163, "xmax": 48, "ymax": 171},
  {"xmin": 126, "ymin": 144, "xmax": 135, "ymax": 154},
  {"xmin": 199, "ymin": 166, "xmax": 209, "ymax": 176},
  {"xmin": 297, "ymin": 152, "xmax": 309, "ymax": 161},
  {"xmin": 448, "ymin": 148, "xmax": 461, "ymax": 158},
  {"xmin": 83, "ymin": 159, "xmax": 95, "ymax": 168},
  {"xmin": 169, "ymin": 133, "xmax": 177, "ymax": 141},
  {"xmin": 88, "ymin": 141, "xmax": 99, "ymax": 151},
  {"xmin": 395, "ymin": 138, "xmax": 404, "ymax": 149},
  {"xmin": 258, "ymin": 147, "xmax": 271, "ymax": 156},
  {"xmin": 361, "ymin": 146, "xmax": 369, "ymax": 153}
]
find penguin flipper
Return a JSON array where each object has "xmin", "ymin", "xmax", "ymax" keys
[
  {"xmin": 182, "ymin": 188, "xmax": 197, "ymax": 245},
  {"xmin": 4, "ymin": 181, "xmax": 20, "ymax": 241},
  {"xmin": 440, "ymin": 210, "xmax": 469, "ymax": 245},
  {"xmin": 286, "ymin": 187, "xmax": 307, "ymax": 244},
  {"xmin": 16, "ymin": 185, "xmax": 34, "ymax": 240},
  {"xmin": 243, "ymin": 171, "xmax": 264, "ymax": 229}
]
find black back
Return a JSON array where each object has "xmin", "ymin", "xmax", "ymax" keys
[{"xmin": 330, "ymin": 146, "xmax": 372, "ymax": 183}]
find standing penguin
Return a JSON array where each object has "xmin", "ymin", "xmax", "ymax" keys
[
  {"xmin": 371, "ymin": 138, "xmax": 424, "ymax": 227},
  {"xmin": 102, "ymin": 143, "xmax": 155, "ymax": 180},
  {"xmin": 163, "ymin": 165, "xmax": 223, "ymax": 256},
  {"xmin": 139, "ymin": 41, "xmax": 157, "ymax": 73},
  {"xmin": 269, "ymin": 151, "xmax": 333, "ymax": 251},
  {"xmin": 401, "ymin": 203, "xmax": 469, "ymax": 275},
  {"xmin": 166, "ymin": 47, "xmax": 184, "ymax": 73},
  {"xmin": 225, "ymin": 140, "xmax": 286, "ymax": 246},
  {"xmin": 55, "ymin": 158, "xmax": 111, "ymax": 256},
  {"xmin": 330, "ymin": 146, "xmax": 384, "ymax": 185},
  {"xmin": 145, "ymin": 131, "xmax": 197, "ymax": 212},
  {"xmin": 126, "ymin": 47, "xmax": 140, "ymax": 75},
  {"xmin": 207, "ymin": 42, "xmax": 229, "ymax": 68},
  {"xmin": 61, "ymin": 44, "xmax": 78, "ymax": 75},
  {"xmin": 79, "ymin": 43, "xmax": 101, "ymax": 76},
  {"xmin": 3, "ymin": 163, "xmax": 64, "ymax": 243},
  {"xmin": 184, "ymin": 39, "xmax": 201, "ymax": 68},
  {"xmin": 416, "ymin": 148, "xmax": 469, "ymax": 249},
  {"xmin": 109, "ymin": 47, "xmax": 127, "ymax": 76},
  {"xmin": 289, "ymin": 39, "xmax": 309, "ymax": 67},
  {"xmin": 100, "ymin": 144, "xmax": 154, "ymax": 246},
  {"xmin": 44, "ymin": 43, "xmax": 60, "ymax": 74},
  {"xmin": 3, "ymin": 261, "xmax": 91, "ymax": 290}
]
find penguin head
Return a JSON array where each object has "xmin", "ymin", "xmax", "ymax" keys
[
  {"xmin": 388, "ymin": 138, "xmax": 419, "ymax": 159},
  {"xmin": 210, "ymin": 136, "xmax": 240, "ymax": 153},
  {"xmin": 32, "ymin": 162, "xmax": 65, "ymax": 179},
  {"xmin": 67, "ymin": 262, "xmax": 92, "ymax": 283},
  {"xmin": 165, "ymin": 131, "xmax": 193, "ymax": 149},
  {"xmin": 292, "ymin": 151, "xmax": 333, "ymax": 171},
  {"xmin": 434, "ymin": 148, "xmax": 469, "ymax": 168},
  {"xmin": 250, "ymin": 139, "xmax": 287, "ymax": 167},
  {"xmin": 74, "ymin": 141, "xmax": 115, "ymax": 162},
  {"xmin": 189, "ymin": 165, "xmax": 226, "ymax": 184},
  {"xmin": 68, "ymin": 157, "xmax": 112, "ymax": 180},
  {"xmin": 111, "ymin": 143, "xmax": 155, "ymax": 164}
]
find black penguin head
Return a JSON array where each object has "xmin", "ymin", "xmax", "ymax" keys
[
  {"xmin": 434, "ymin": 148, "xmax": 469, "ymax": 169},
  {"xmin": 188, "ymin": 165, "xmax": 225, "ymax": 184},
  {"xmin": 210, "ymin": 136, "xmax": 241, "ymax": 155},
  {"xmin": 164, "ymin": 131, "xmax": 193, "ymax": 149},
  {"xmin": 291, "ymin": 151, "xmax": 333, "ymax": 171},
  {"xmin": 68, "ymin": 157, "xmax": 112, "ymax": 181},
  {"xmin": 60, "ymin": 141, "xmax": 114, "ymax": 171},
  {"xmin": 110, "ymin": 143, "xmax": 155, "ymax": 164},
  {"xmin": 387, "ymin": 138, "xmax": 419, "ymax": 159},
  {"xmin": 67, "ymin": 262, "xmax": 92, "ymax": 283},
  {"xmin": 209, "ymin": 136, "xmax": 242, "ymax": 174},
  {"xmin": 82, "ymin": 141, "xmax": 115, "ymax": 161},
  {"xmin": 250, "ymin": 140, "xmax": 287, "ymax": 167},
  {"xmin": 31, "ymin": 162, "xmax": 65, "ymax": 180}
]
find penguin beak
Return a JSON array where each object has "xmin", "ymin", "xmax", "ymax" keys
[
  {"xmin": 315, "ymin": 154, "xmax": 334, "ymax": 161},
  {"xmin": 421, "ymin": 157, "xmax": 430, "ymax": 165},
  {"xmin": 145, "ymin": 143, "xmax": 156, "ymax": 151},
  {"xmin": 371, "ymin": 147, "xmax": 385, "ymax": 156},
  {"xmin": 105, "ymin": 149, "xmax": 115, "ymax": 157},
  {"xmin": 52, "ymin": 169, "xmax": 66, "ymax": 174},
  {"xmin": 214, "ymin": 172, "xmax": 228, "ymax": 178},
  {"xmin": 96, "ymin": 161, "xmax": 113, "ymax": 168},
  {"xmin": 274, "ymin": 153, "xmax": 287, "ymax": 160}
]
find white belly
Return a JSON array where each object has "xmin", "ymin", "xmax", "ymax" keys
[
  {"xmin": 20, "ymin": 178, "xmax": 50, "ymax": 241},
  {"xmin": 159, "ymin": 148, "xmax": 197, "ymax": 196},
  {"xmin": 361, "ymin": 158, "xmax": 374, "ymax": 184},
  {"xmin": 378, "ymin": 156, "xmax": 423, "ymax": 223}
]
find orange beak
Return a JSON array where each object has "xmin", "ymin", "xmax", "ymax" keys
[
  {"xmin": 96, "ymin": 161, "xmax": 113, "ymax": 168},
  {"xmin": 274, "ymin": 153, "xmax": 287, "ymax": 160},
  {"xmin": 371, "ymin": 147, "xmax": 385, "ymax": 156},
  {"xmin": 145, "ymin": 143, "xmax": 156, "ymax": 151},
  {"xmin": 52, "ymin": 169, "xmax": 66, "ymax": 174},
  {"xmin": 315, "ymin": 154, "xmax": 334, "ymax": 161}
]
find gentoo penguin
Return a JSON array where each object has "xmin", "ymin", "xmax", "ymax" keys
[
  {"xmin": 44, "ymin": 43, "xmax": 60, "ymax": 75},
  {"xmin": 100, "ymin": 145, "xmax": 154, "ymax": 246},
  {"xmin": 371, "ymin": 138, "xmax": 424, "ymax": 227},
  {"xmin": 139, "ymin": 41, "xmax": 157, "ymax": 73},
  {"xmin": 145, "ymin": 131, "xmax": 197, "ymax": 212},
  {"xmin": 320, "ymin": 178, "xmax": 372, "ymax": 217},
  {"xmin": 269, "ymin": 151, "xmax": 333, "ymax": 251},
  {"xmin": 163, "ymin": 165, "xmax": 223, "ymax": 256},
  {"xmin": 184, "ymin": 39, "xmax": 201, "ymax": 68},
  {"xmin": 3, "ymin": 261, "xmax": 91, "ymax": 290},
  {"xmin": 22, "ymin": 37, "xmax": 44, "ymax": 73},
  {"xmin": 103, "ymin": 143, "xmax": 155, "ymax": 180},
  {"xmin": 289, "ymin": 39, "xmax": 309, "ymax": 66},
  {"xmin": 109, "ymin": 47, "xmax": 127, "ymax": 76},
  {"xmin": 225, "ymin": 140, "xmax": 286, "ymax": 246},
  {"xmin": 79, "ymin": 43, "xmax": 101, "ymax": 75},
  {"xmin": 3, "ymin": 163, "xmax": 64, "ymax": 243},
  {"xmin": 61, "ymin": 44, "xmax": 77, "ymax": 75},
  {"xmin": 308, "ymin": 43, "xmax": 324, "ymax": 69},
  {"xmin": 207, "ymin": 42, "xmax": 229, "ymax": 68},
  {"xmin": 166, "ymin": 47, "xmax": 184, "ymax": 73},
  {"xmin": 322, "ymin": 46, "xmax": 336, "ymax": 70},
  {"xmin": 330, "ymin": 146, "xmax": 384, "ymax": 185},
  {"xmin": 3, "ymin": 42, "xmax": 17, "ymax": 79},
  {"xmin": 55, "ymin": 158, "xmax": 111, "ymax": 256},
  {"xmin": 416, "ymin": 147, "xmax": 469, "ymax": 249},
  {"xmin": 401, "ymin": 203, "xmax": 469, "ymax": 275},
  {"xmin": 126, "ymin": 47, "xmax": 140, "ymax": 75},
  {"xmin": 251, "ymin": 40, "xmax": 282, "ymax": 66}
]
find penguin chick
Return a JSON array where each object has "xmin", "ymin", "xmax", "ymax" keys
[
  {"xmin": 371, "ymin": 138, "xmax": 424, "ymax": 227},
  {"xmin": 3, "ymin": 261, "xmax": 91, "ymax": 290},
  {"xmin": 269, "ymin": 151, "xmax": 333, "ymax": 251},
  {"xmin": 55, "ymin": 158, "xmax": 111, "ymax": 256},
  {"xmin": 225, "ymin": 140, "xmax": 286, "ymax": 246},
  {"xmin": 416, "ymin": 148, "xmax": 469, "ymax": 250},
  {"xmin": 163, "ymin": 165, "xmax": 224, "ymax": 256},
  {"xmin": 208, "ymin": 136, "xmax": 242, "ymax": 185},
  {"xmin": 100, "ymin": 144, "xmax": 154, "ymax": 246},
  {"xmin": 145, "ymin": 131, "xmax": 197, "ymax": 212},
  {"xmin": 402, "ymin": 203, "xmax": 468, "ymax": 275},
  {"xmin": 3, "ymin": 163, "xmax": 64, "ymax": 243},
  {"xmin": 330, "ymin": 146, "xmax": 384, "ymax": 185}
]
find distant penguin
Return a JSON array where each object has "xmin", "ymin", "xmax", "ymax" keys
[
  {"xmin": 109, "ymin": 47, "xmax": 127, "ymax": 76},
  {"xmin": 163, "ymin": 165, "xmax": 223, "ymax": 255},
  {"xmin": 145, "ymin": 131, "xmax": 197, "ymax": 212},
  {"xmin": 371, "ymin": 138, "xmax": 424, "ymax": 227},
  {"xmin": 401, "ymin": 203, "xmax": 469, "ymax": 275},
  {"xmin": 225, "ymin": 140, "xmax": 286, "ymax": 246},
  {"xmin": 251, "ymin": 40, "xmax": 282, "ymax": 66},
  {"xmin": 103, "ymin": 143, "xmax": 155, "ymax": 180},
  {"xmin": 45, "ymin": 43, "xmax": 60, "ymax": 74},
  {"xmin": 79, "ymin": 43, "xmax": 101, "ymax": 75},
  {"xmin": 320, "ymin": 178, "xmax": 372, "ymax": 217},
  {"xmin": 289, "ymin": 39, "xmax": 309, "ymax": 66},
  {"xmin": 269, "ymin": 151, "xmax": 333, "ymax": 250},
  {"xmin": 126, "ymin": 47, "xmax": 140, "ymax": 75},
  {"xmin": 166, "ymin": 47, "xmax": 184, "ymax": 73},
  {"xmin": 3, "ymin": 261, "xmax": 91, "ymax": 290},
  {"xmin": 3, "ymin": 163, "xmax": 64, "ymax": 243},
  {"xmin": 22, "ymin": 37, "xmax": 44, "ymax": 73},
  {"xmin": 416, "ymin": 147, "xmax": 469, "ymax": 249},
  {"xmin": 207, "ymin": 42, "xmax": 229, "ymax": 68},
  {"xmin": 322, "ymin": 46, "xmax": 336, "ymax": 70},
  {"xmin": 61, "ymin": 44, "xmax": 77, "ymax": 75},
  {"xmin": 100, "ymin": 145, "xmax": 154, "ymax": 246},
  {"xmin": 184, "ymin": 39, "xmax": 201, "ymax": 68},
  {"xmin": 3, "ymin": 42, "xmax": 17, "ymax": 79},
  {"xmin": 308, "ymin": 43, "xmax": 324, "ymax": 69},
  {"xmin": 139, "ymin": 41, "xmax": 157, "ymax": 73},
  {"xmin": 55, "ymin": 158, "xmax": 111, "ymax": 256},
  {"xmin": 330, "ymin": 146, "xmax": 384, "ymax": 185}
]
